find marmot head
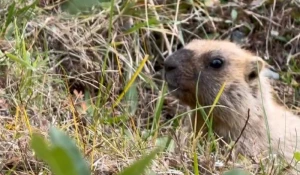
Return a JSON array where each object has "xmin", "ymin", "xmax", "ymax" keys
[{"xmin": 164, "ymin": 39, "xmax": 266, "ymax": 109}]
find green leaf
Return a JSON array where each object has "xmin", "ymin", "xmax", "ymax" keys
[
  {"xmin": 51, "ymin": 147, "xmax": 79, "ymax": 175},
  {"xmin": 118, "ymin": 148, "xmax": 160, "ymax": 175},
  {"xmin": 49, "ymin": 127, "xmax": 91, "ymax": 175},
  {"xmin": 31, "ymin": 129, "xmax": 91, "ymax": 175},
  {"xmin": 294, "ymin": 152, "xmax": 300, "ymax": 161},
  {"xmin": 31, "ymin": 134, "xmax": 52, "ymax": 162},
  {"xmin": 5, "ymin": 53, "xmax": 34, "ymax": 69},
  {"xmin": 31, "ymin": 133, "xmax": 81, "ymax": 175},
  {"xmin": 31, "ymin": 134, "xmax": 65, "ymax": 175}
]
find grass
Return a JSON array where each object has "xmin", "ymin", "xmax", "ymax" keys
[{"xmin": 0, "ymin": 0, "xmax": 299, "ymax": 174}]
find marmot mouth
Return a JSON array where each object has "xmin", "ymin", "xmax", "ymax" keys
[
  {"xmin": 166, "ymin": 83, "xmax": 179, "ymax": 91},
  {"xmin": 164, "ymin": 72, "xmax": 179, "ymax": 90}
]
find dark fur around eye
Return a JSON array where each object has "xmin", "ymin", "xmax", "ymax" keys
[
  {"xmin": 210, "ymin": 58, "xmax": 224, "ymax": 69},
  {"xmin": 248, "ymin": 71, "xmax": 257, "ymax": 80}
]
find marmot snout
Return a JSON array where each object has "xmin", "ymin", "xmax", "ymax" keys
[{"xmin": 164, "ymin": 39, "xmax": 300, "ymax": 173}]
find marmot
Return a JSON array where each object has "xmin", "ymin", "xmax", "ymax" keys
[{"xmin": 164, "ymin": 39, "xmax": 300, "ymax": 172}]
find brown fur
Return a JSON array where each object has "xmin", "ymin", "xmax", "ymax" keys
[{"xmin": 164, "ymin": 39, "xmax": 300, "ymax": 173}]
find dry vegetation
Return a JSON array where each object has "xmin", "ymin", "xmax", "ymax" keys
[{"xmin": 0, "ymin": 0, "xmax": 299, "ymax": 174}]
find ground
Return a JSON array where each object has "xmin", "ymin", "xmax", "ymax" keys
[{"xmin": 0, "ymin": 0, "xmax": 299, "ymax": 174}]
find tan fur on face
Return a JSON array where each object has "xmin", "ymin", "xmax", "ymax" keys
[{"xmin": 164, "ymin": 39, "xmax": 300, "ymax": 173}]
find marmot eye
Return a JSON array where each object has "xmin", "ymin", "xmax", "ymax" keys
[{"xmin": 210, "ymin": 58, "xmax": 223, "ymax": 69}]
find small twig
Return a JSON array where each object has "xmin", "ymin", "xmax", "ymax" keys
[
  {"xmin": 225, "ymin": 109, "xmax": 251, "ymax": 164},
  {"xmin": 244, "ymin": 10, "xmax": 281, "ymax": 27},
  {"xmin": 84, "ymin": 142, "xmax": 104, "ymax": 157},
  {"xmin": 285, "ymin": 33, "xmax": 300, "ymax": 47}
]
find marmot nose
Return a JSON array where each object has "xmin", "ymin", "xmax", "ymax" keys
[{"xmin": 164, "ymin": 57, "xmax": 178, "ymax": 72}]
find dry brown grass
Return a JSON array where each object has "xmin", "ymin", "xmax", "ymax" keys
[{"xmin": 0, "ymin": 0, "xmax": 299, "ymax": 174}]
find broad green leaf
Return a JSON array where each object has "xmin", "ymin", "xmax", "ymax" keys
[
  {"xmin": 31, "ymin": 128, "xmax": 91, "ymax": 175},
  {"xmin": 31, "ymin": 134, "xmax": 52, "ymax": 161},
  {"xmin": 51, "ymin": 147, "xmax": 79, "ymax": 175},
  {"xmin": 31, "ymin": 134, "xmax": 64, "ymax": 175},
  {"xmin": 49, "ymin": 127, "xmax": 91, "ymax": 175}
]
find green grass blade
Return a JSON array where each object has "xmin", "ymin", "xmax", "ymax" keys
[
  {"xmin": 193, "ymin": 151, "xmax": 199, "ymax": 175},
  {"xmin": 5, "ymin": 53, "xmax": 33, "ymax": 69},
  {"xmin": 113, "ymin": 54, "xmax": 149, "ymax": 108},
  {"xmin": 1, "ymin": 2, "xmax": 15, "ymax": 36},
  {"xmin": 125, "ymin": 82, "xmax": 138, "ymax": 115},
  {"xmin": 151, "ymin": 81, "xmax": 167, "ymax": 134},
  {"xmin": 207, "ymin": 82, "xmax": 226, "ymax": 117},
  {"xmin": 118, "ymin": 148, "xmax": 160, "ymax": 175}
]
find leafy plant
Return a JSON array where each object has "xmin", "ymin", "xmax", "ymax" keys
[
  {"xmin": 31, "ymin": 127, "xmax": 162, "ymax": 175},
  {"xmin": 1, "ymin": 1, "xmax": 37, "ymax": 37},
  {"xmin": 31, "ymin": 127, "xmax": 91, "ymax": 175}
]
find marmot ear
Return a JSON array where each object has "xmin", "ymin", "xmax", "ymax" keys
[{"xmin": 246, "ymin": 56, "xmax": 265, "ymax": 82}]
